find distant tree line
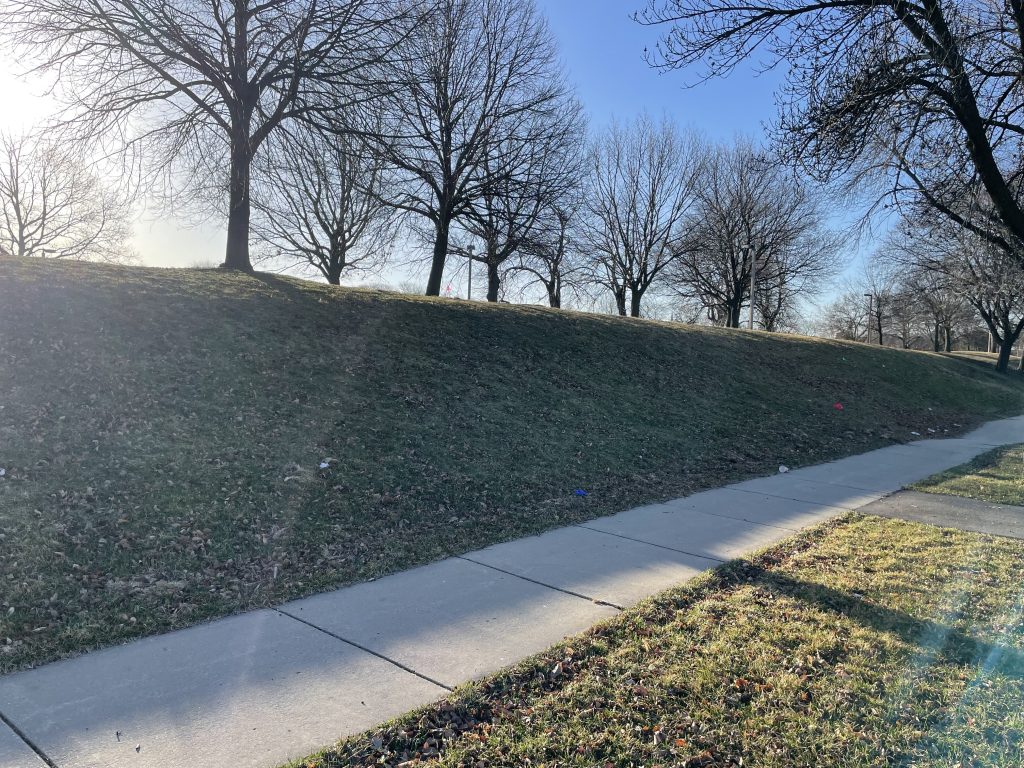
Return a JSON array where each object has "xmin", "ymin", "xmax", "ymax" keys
[{"xmin": 822, "ymin": 205, "xmax": 1024, "ymax": 373}]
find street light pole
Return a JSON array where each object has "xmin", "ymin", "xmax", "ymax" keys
[
  {"xmin": 466, "ymin": 244, "xmax": 474, "ymax": 300},
  {"xmin": 744, "ymin": 242, "xmax": 756, "ymax": 330}
]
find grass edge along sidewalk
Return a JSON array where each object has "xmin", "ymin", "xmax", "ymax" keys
[
  {"xmin": 290, "ymin": 514, "xmax": 1024, "ymax": 768},
  {"xmin": 913, "ymin": 443, "xmax": 1024, "ymax": 507}
]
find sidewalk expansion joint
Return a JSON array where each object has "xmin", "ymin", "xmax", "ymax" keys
[
  {"xmin": 572, "ymin": 524, "xmax": 728, "ymax": 565},
  {"xmin": 669, "ymin": 507, "xmax": 804, "ymax": 533},
  {"xmin": 272, "ymin": 609, "xmax": 454, "ymax": 692},
  {"xmin": 455, "ymin": 556, "xmax": 624, "ymax": 611},
  {"xmin": 1, "ymin": 710, "xmax": 59, "ymax": 768},
  {"xmin": 728, "ymin": 483, "xmax": 883, "ymax": 506},
  {"xmin": 903, "ymin": 440, "xmax": 1003, "ymax": 449}
]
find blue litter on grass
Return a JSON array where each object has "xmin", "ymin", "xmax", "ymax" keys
[{"xmin": 574, "ymin": 489, "xmax": 588, "ymax": 496}]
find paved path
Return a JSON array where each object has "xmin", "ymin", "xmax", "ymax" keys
[
  {"xmin": 861, "ymin": 489, "xmax": 1024, "ymax": 539},
  {"xmin": 2, "ymin": 416, "xmax": 1022, "ymax": 768}
]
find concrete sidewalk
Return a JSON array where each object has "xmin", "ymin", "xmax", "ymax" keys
[
  {"xmin": 2, "ymin": 416, "xmax": 1022, "ymax": 768},
  {"xmin": 861, "ymin": 489, "xmax": 1024, "ymax": 539}
]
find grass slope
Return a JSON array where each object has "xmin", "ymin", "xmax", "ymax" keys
[
  {"xmin": 294, "ymin": 515, "xmax": 1024, "ymax": 768},
  {"xmin": 1, "ymin": 256, "xmax": 1022, "ymax": 673},
  {"xmin": 914, "ymin": 444, "xmax": 1024, "ymax": 506}
]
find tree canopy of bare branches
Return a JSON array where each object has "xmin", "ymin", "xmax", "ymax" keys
[
  {"xmin": 371, "ymin": 0, "xmax": 571, "ymax": 296},
  {"xmin": 510, "ymin": 180, "xmax": 588, "ymax": 309},
  {"xmin": 886, "ymin": 213, "xmax": 1024, "ymax": 372},
  {"xmin": 457, "ymin": 93, "xmax": 586, "ymax": 302},
  {"xmin": 639, "ymin": 0, "xmax": 1024, "ymax": 270},
  {"xmin": 253, "ymin": 126, "xmax": 395, "ymax": 284},
  {"xmin": 904, "ymin": 268, "xmax": 971, "ymax": 352},
  {"xmin": 820, "ymin": 288, "xmax": 872, "ymax": 343},
  {"xmin": 582, "ymin": 114, "xmax": 704, "ymax": 318},
  {"xmin": 0, "ymin": 132, "xmax": 131, "ymax": 261},
  {"xmin": 671, "ymin": 140, "xmax": 839, "ymax": 329},
  {"xmin": 2, "ymin": 0, "xmax": 409, "ymax": 272},
  {"xmin": 820, "ymin": 258, "xmax": 976, "ymax": 353}
]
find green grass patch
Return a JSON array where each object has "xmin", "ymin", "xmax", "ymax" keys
[
  {"xmin": 913, "ymin": 445, "xmax": 1024, "ymax": 506},
  {"xmin": 1, "ymin": 256, "xmax": 1023, "ymax": 673},
  {"xmin": 293, "ymin": 516, "xmax": 1024, "ymax": 768}
]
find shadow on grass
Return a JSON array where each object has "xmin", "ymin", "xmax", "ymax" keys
[{"xmin": 728, "ymin": 559, "xmax": 1024, "ymax": 678}]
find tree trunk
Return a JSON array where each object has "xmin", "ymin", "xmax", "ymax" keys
[
  {"xmin": 326, "ymin": 260, "xmax": 342, "ymax": 285},
  {"xmin": 486, "ymin": 261, "xmax": 500, "ymax": 302},
  {"xmin": 875, "ymin": 313, "xmax": 883, "ymax": 345},
  {"xmin": 547, "ymin": 281, "xmax": 560, "ymax": 309},
  {"xmin": 996, "ymin": 337, "xmax": 1013, "ymax": 373},
  {"xmin": 629, "ymin": 290, "xmax": 642, "ymax": 318},
  {"xmin": 726, "ymin": 301, "xmax": 742, "ymax": 328},
  {"xmin": 223, "ymin": 123, "xmax": 253, "ymax": 272},
  {"xmin": 425, "ymin": 217, "xmax": 450, "ymax": 296},
  {"xmin": 614, "ymin": 289, "xmax": 627, "ymax": 316},
  {"xmin": 933, "ymin": 322, "xmax": 940, "ymax": 352},
  {"xmin": 943, "ymin": 326, "xmax": 953, "ymax": 353}
]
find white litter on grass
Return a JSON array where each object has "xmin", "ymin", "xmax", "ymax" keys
[
  {"xmin": 910, "ymin": 431, "xmax": 921, "ymax": 436},
  {"xmin": 927, "ymin": 428, "xmax": 936, "ymax": 433},
  {"xmin": 0, "ymin": 468, "xmax": 5, "ymax": 477},
  {"xmin": 778, "ymin": 465, "xmax": 790, "ymax": 474},
  {"xmin": 319, "ymin": 462, "xmax": 330, "ymax": 469}
]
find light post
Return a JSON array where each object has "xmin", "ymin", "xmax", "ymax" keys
[
  {"xmin": 864, "ymin": 293, "xmax": 873, "ymax": 343},
  {"xmin": 466, "ymin": 244, "xmax": 474, "ymax": 300},
  {"xmin": 743, "ymin": 242, "xmax": 756, "ymax": 330}
]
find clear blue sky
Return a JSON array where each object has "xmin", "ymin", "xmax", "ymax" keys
[{"xmin": 538, "ymin": 0, "xmax": 784, "ymax": 139}]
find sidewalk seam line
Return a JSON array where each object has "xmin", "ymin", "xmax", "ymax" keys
[
  {"xmin": 903, "ymin": 440, "xmax": 1003, "ymax": 449},
  {"xmin": 571, "ymin": 524, "xmax": 729, "ymax": 564},
  {"xmin": 0, "ymin": 711, "xmax": 59, "ymax": 768},
  {"xmin": 454, "ymin": 556, "xmax": 624, "ymax": 610},
  {"xmin": 272, "ymin": 609, "xmax": 455, "ymax": 692},
  {"xmin": 729, "ymin": 474, "xmax": 886, "ymax": 493},
  {"xmin": 653, "ymin": 506, "xmax": 807, "ymax": 533},
  {"xmin": 726, "ymin": 486, "xmax": 871, "ymax": 512}
]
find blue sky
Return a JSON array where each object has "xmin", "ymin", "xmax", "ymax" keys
[{"xmin": 539, "ymin": 0, "xmax": 784, "ymax": 139}]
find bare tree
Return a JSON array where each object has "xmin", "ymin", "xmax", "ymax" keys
[
  {"xmin": 371, "ymin": 0, "xmax": 567, "ymax": 296},
  {"xmin": 457, "ymin": 94, "xmax": 585, "ymax": 302},
  {"xmin": 820, "ymin": 288, "xmax": 871, "ymax": 342},
  {"xmin": 639, "ymin": 0, "xmax": 1024, "ymax": 269},
  {"xmin": 952, "ymin": 243, "xmax": 1024, "ymax": 372},
  {"xmin": 888, "ymin": 214, "xmax": 1024, "ymax": 372},
  {"xmin": 582, "ymin": 115, "xmax": 704, "ymax": 318},
  {"xmin": 2, "ymin": 0, "xmax": 408, "ymax": 272},
  {"xmin": 904, "ymin": 268, "xmax": 970, "ymax": 353},
  {"xmin": 671, "ymin": 140, "xmax": 839, "ymax": 328},
  {"xmin": 252, "ymin": 126, "xmax": 395, "ymax": 284},
  {"xmin": 0, "ymin": 132, "xmax": 131, "ymax": 261},
  {"xmin": 511, "ymin": 191, "xmax": 587, "ymax": 309}
]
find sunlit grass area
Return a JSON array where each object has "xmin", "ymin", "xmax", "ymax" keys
[
  {"xmin": 294, "ymin": 515, "xmax": 1024, "ymax": 768},
  {"xmin": 914, "ymin": 444, "xmax": 1024, "ymax": 507},
  {"xmin": 1, "ymin": 256, "xmax": 1023, "ymax": 674},
  {"xmin": 944, "ymin": 350, "xmax": 1024, "ymax": 371}
]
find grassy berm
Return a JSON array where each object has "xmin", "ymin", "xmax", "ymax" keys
[{"xmin": 1, "ymin": 256, "xmax": 1022, "ymax": 673}]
